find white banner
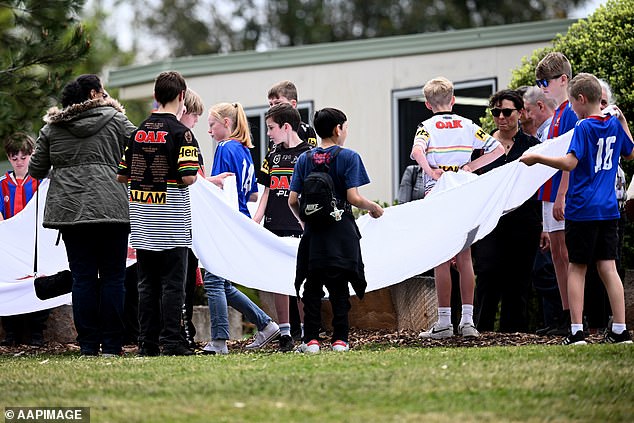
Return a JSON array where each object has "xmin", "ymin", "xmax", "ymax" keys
[{"xmin": 0, "ymin": 132, "xmax": 569, "ymax": 316}]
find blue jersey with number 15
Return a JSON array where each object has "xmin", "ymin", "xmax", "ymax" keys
[{"xmin": 566, "ymin": 115, "xmax": 633, "ymax": 221}]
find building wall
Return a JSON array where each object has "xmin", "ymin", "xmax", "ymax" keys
[{"xmin": 118, "ymin": 41, "xmax": 549, "ymax": 202}]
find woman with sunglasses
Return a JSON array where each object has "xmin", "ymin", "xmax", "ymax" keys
[{"xmin": 470, "ymin": 89, "xmax": 542, "ymax": 333}]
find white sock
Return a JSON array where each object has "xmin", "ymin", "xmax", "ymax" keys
[
  {"xmin": 571, "ymin": 324, "xmax": 583, "ymax": 334},
  {"xmin": 279, "ymin": 323, "xmax": 291, "ymax": 337},
  {"xmin": 437, "ymin": 307, "xmax": 452, "ymax": 326},
  {"xmin": 460, "ymin": 304, "xmax": 474, "ymax": 326},
  {"xmin": 612, "ymin": 323, "xmax": 626, "ymax": 334}
]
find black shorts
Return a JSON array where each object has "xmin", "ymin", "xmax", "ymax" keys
[{"xmin": 565, "ymin": 219, "xmax": 618, "ymax": 264}]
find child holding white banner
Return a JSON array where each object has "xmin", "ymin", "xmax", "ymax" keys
[
  {"xmin": 253, "ymin": 103, "xmax": 312, "ymax": 352},
  {"xmin": 410, "ymin": 76, "xmax": 504, "ymax": 339},
  {"xmin": 521, "ymin": 73, "xmax": 634, "ymax": 345},
  {"xmin": 289, "ymin": 108, "xmax": 384, "ymax": 353}
]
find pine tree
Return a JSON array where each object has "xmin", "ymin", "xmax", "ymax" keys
[{"xmin": 0, "ymin": 0, "xmax": 90, "ymax": 150}]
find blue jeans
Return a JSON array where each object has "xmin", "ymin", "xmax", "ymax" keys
[
  {"xmin": 61, "ymin": 223, "xmax": 128, "ymax": 355},
  {"xmin": 203, "ymin": 271, "xmax": 270, "ymax": 340}
]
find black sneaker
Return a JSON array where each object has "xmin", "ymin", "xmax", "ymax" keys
[
  {"xmin": 561, "ymin": 331, "xmax": 587, "ymax": 345},
  {"xmin": 0, "ymin": 333, "xmax": 16, "ymax": 347},
  {"xmin": 279, "ymin": 335, "xmax": 294, "ymax": 352},
  {"xmin": 547, "ymin": 313, "xmax": 571, "ymax": 336},
  {"xmin": 161, "ymin": 344, "xmax": 194, "ymax": 356},
  {"xmin": 536, "ymin": 325, "xmax": 554, "ymax": 336},
  {"xmin": 29, "ymin": 332, "xmax": 44, "ymax": 347},
  {"xmin": 604, "ymin": 330, "xmax": 633, "ymax": 344},
  {"xmin": 138, "ymin": 342, "xmax": 160, "ymax": 357}
]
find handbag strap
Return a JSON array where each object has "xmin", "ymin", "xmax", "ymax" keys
[{"xmin": 33, "ymin": 186, "xmax": 38, "ymax": 275}]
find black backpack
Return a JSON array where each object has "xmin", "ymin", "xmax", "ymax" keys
[{"xmin": 299, "ymin": 147, "xmax": 346, "ymax": 225}]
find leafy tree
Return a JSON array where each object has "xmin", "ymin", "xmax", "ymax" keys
[
  {"xmin": 0, "ymin": 0, "xmax": 90, "ymax": 152},
  {"xmin": 134, "ymin": 0, "xmax": 587, "ymax": 56}
]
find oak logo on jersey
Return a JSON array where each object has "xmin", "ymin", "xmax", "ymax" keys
[
  {"xmin": 435, "ymin": 120, "xmax": 463, "ymax": 129},
  {"xmin": 135, "ymin": 130, "xmax": 168, "ymax": 143},
  {"xmin": 270, "ymin": 175, "xmax": 291, "ymax": 190},
  {"xmin": 130, "ymin": 189, "xmax": 167, "ymax": 204}
]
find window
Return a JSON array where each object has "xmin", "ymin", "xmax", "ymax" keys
[
  {"xmin": 245, "ymin": 101, "xmax": 314, "ymax": 172},
  {"xmin": 391, "ymin": 78, "xmax": 497, "ymax": 198}
]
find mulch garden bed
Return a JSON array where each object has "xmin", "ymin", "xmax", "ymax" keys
[{"xmin": 0, "ymin": 329, "xmax": 609, "ymax": 356}]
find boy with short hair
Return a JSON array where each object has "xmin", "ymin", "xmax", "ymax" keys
[
  {"xmin": 179, "ymin": 88, "xmax": 206, "ymax": 349},
  {"xmin": 411, "ymin": 77, "xmax": 504, "ymax": 339},
  {"xmin": 268, "ymin": 80, "xmax": 317, "ymax": 147},
  {"xmin": 253, "ymin": 103, "xmax": 312, "ymax": 351},
  {"xmin": 534, "ymin": 52, "xmax": 579, "ymax": 335},
  {"xmin": 521, "ymin": 73, "xmax": 634, "ymax": 345},
  {"xmin": 289, "ymin": 108, "xmax": 383, "ymax": 353},
  {"xmin": 117, "ymin": 71, "xmax": 199, "ymax": 356},
  {"xmin": 267, "ymin": 81, "xmax": 317, "ymax": 341},
  {"xmin": 1, "ymin": 132, "xmax": 49, "ymax": 347}
]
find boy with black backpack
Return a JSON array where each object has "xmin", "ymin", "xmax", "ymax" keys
[{"xmin": 288, "ymin": 108, "xmax": 383, "ymax": 353}]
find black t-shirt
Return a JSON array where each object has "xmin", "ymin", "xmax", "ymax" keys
[{"xmin": 258, "ymin": 141, "xmax": 312, "ymax": 232}]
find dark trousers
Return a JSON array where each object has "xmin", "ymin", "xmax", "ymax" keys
[
  {"xmin": 532, "ymin": 249, "xmax": 562, "ymax": 328},
  {"xmin": 123, "ymin": 264, "xmax": 140, "ymax": 345},
  {"xmin": 474, "ymin": 223, "xmax": 541, "ymax": 333},
  {"xmin": 302, "ymin": 268, "xmax": 351, "ymax": 343},
  {"xmin": 62, "ymin": 224, "xmax": 128, "ymax": 355},
  {"xmin": 1, "ymin": 310, "xmax": 50, "ymax": 343},
  {"xmin": 181, "ymin": 249, "xmax": 198, "ymax": 343},
  {"xmin": 137, "ymin": 247, "xmax": 188, "ymax": 347}
]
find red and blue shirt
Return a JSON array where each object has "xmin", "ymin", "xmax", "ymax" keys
[
  {"xmin": 0, "ymin": 171, "xmax": 39, "ymax": 219},
  {"xmin": 537, "ymin": 100, "xmax": 578, "ymax": 202}
]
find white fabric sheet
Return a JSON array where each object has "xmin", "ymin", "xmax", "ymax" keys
[{"xmin": 0, "ymin": 131, "xmax": 570, "ymax": 315}]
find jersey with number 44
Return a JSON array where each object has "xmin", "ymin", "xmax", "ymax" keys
[{"xmin": 566, "ymin": 115, "xmax": 634, "ymax": 221}]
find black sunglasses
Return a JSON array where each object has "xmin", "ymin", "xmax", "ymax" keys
[
  {"xmin": 491, "ymin": 108, "xmax": 517, "ymax": 118},
  {"xmin": 536, "ymin": 74, "xmax": 563, "ymax": 88}
]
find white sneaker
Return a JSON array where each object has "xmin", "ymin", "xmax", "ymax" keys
[
  {"xmin": 296, "ymin": 339, "xmax": 320, "ymax": 354},
  {"xmin": 331, "ymin": 340, "xmax": 349, "ymax": 352},
  {"xmin": 202, "ymin": 340, "xmax": 228, "ymax": 355},
  {"xmin": 245, "ymin": 321, "xmax": 280, "ymax": 350},
  {"xmin": 419, "ymin": 322, "xmax": 454, "ymax": 339},
  {"xmin": 458, "ymin": 323, "xmax": 480, "ymax": 338}
]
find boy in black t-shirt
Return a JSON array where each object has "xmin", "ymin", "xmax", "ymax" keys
[
  {"xmin": 117, "ymin": 71, "xmax": 199, "ymax": 356},
  {"xmin": 253, "ymin": 103, "xmax": 312, "ymax": 351}
]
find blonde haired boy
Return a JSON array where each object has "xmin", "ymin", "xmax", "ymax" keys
[{"xmin": 411, "ymin": 76, "xmax": 504, "ymax": 339}]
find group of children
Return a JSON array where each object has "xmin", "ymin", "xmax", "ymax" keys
[
  {"xmin": 3, "ymin": 50, "xmax": 633, "ymax": 353},
  {"xmin": 114, "ymin": 73, "xmax": 383, "ymax": 355},
  {"xmin": 411, "ymin": 53, "xmax": 633, "ymax": 345}
]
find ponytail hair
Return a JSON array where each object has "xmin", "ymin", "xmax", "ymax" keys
[
  {"xmin": 209, "ymin": 102, "xmax": 253, "ymax": 148},
  {"xmin": 61, "ymin": 74, "xmax": 102, "ymax": 108}
]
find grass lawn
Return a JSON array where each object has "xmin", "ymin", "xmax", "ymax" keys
[{"xmin": 1, "ymin": 344, "xmax": 633, "ymax": 422}]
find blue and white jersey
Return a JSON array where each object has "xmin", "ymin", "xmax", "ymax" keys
[
  {"xmin": 211, "ymin": 139, "xmax": 258, "ymax": 217},
  {"xmin": 566, "ymin": 115, "xmax": 634, "ymax": 221}
]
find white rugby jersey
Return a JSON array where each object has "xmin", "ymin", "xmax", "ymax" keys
[{"xmin": 411, "ymin": 112, "xmax": 500, "ymax": 192}]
